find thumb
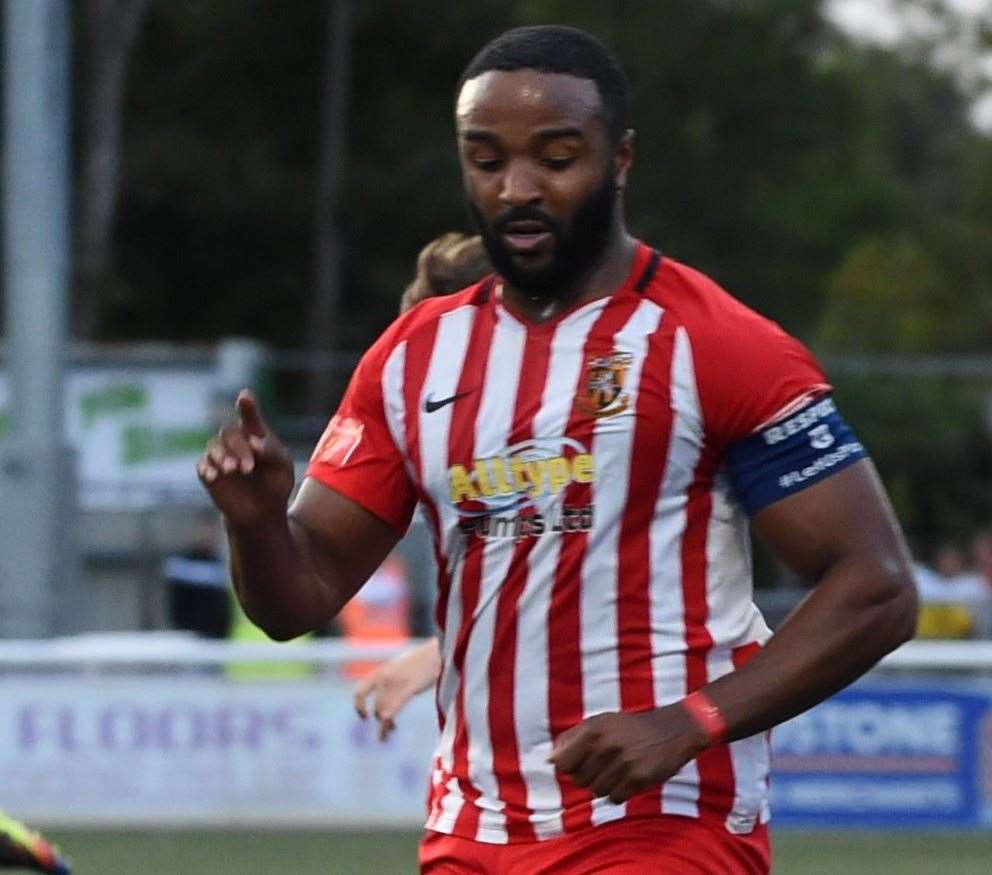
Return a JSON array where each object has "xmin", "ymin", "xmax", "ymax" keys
[
  {"xmin": 236, "ymin": 389, "xmax": 269, "ymax": 438},
  {"xmin": 548, "ymin": 725, "xmax": 587, "ymax": 770}
]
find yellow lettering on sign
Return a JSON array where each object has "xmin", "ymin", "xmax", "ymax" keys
[
  {"xmin": 449, "ymin": 465, "xmax": 478, "ymax": 502},
  {"xmin": 572, "ymin": 454, "xmax": 595, "ymax": 483}
]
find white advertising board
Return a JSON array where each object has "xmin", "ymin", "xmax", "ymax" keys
[
  {"xmin": 0, "ymin": 368, "xmax": 216, "ymax": 509},
  {"xmin": 0, "ymin": 674, "xmax": 437, "ymax": 827}
]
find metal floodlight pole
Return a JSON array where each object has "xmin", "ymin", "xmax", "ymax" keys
[{"xmin": 0, "ymin": 0, "xmax": 72, "ymax": 636}]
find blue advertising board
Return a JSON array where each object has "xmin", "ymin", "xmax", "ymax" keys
[{"xmin": 771, "ymin": 680, "xmax": 992, "ymax": 828}]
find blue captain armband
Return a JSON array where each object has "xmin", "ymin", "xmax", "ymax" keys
[{"xmin": 725, "ymin": 394, "xmax": 867, "ymax": 516}]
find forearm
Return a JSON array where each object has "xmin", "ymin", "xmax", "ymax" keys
[
  {"xmin": 199, "ymin": 395, "xmax": 400, "ymax": 640},
  {"xmin": 226, "ymin": 514, "xmax": 346, "ymax": 641},
  {"xmin": 701, "ymin": 558, "xmax": 918, "ymax": 743}
]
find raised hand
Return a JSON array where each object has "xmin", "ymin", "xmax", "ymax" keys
[
  {"xmin": 197, "ymin": 389, "xmax": 296, "ymax": 529},
  {"xmin": 548, "ymin": 705, "xmax": 708, "ymax": 804}
]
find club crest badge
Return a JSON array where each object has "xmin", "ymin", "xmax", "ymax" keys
[{"xmin": 577, "ymin": 351, "xmax": 633, "ymax": 418}]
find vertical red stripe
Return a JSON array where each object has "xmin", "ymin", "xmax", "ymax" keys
[
  {"xmin": 440, "ymin": 305, "xmax": 497, "ymax": 840},
  {"xmin": 400, "ymin": 322, "xmax": 447, "ymax": 607},
  {"xmin": 614, "ymin": 323, "xmax": 678, "ymax": 819},
  {"xmin": 547, "ymin": 295, "xmax": 644, "ymax": 833},
  {"xmin": 485, "ymin": 325, "xmax": 555, "ymax": 842},
  {"xmin": 680, "ymin": 450, "xmax": 737, "ymax": 820},
  {"xmin": 399, "ymin": 321, "xmax": 451, "ymax": 749},
  {"xmin": 396, "ymin": 322, "xmax": 451, "ymax": 831}
]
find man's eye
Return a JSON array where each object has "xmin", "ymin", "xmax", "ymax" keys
[
  {"xmin": 543, "ymin": 156, "xmax": 576, "ymax": 170},
  {"xmin": 473, "ymin": 157, "xmax": 503, "ymax": 171}
]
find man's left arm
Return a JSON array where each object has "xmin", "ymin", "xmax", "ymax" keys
[
  {"xmin": 698, "ymin": 457, "xmax": 917, "ymax": 737},
  {"xmin": 551, "ymin": 457, "xmax": 918, "ymax": 802}
]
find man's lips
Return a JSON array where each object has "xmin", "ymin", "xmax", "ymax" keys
[{"xmin": 500, "ymin": 220, "xmax": 553, "ymax": 255}]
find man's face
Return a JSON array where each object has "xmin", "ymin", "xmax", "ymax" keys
[{"xmin": 456, "ymin": 70, "xmax": 630, "ymax": 299}]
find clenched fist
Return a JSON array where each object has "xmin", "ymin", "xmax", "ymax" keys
[
  {"xmin": 549, "ymin": 703, "xmax": 709, "ymax": 804},
  {"xmin": 197, "ymin": 389, "xmax": 295, "ymax": 529}
]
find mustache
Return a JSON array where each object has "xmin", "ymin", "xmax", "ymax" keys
[{"xmin": 491, "ymin": 205, "xmax": 563, "ymax": 237}]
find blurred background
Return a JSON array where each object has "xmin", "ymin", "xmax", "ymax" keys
[{"xmin": 1, "ymin": 0, "xmax": 991, "ymax": 872}]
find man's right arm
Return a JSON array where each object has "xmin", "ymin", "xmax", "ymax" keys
[{"xmin": 199, "ymin": 390, "xmax": 400, "ymax": 641}]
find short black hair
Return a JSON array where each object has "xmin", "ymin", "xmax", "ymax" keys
[{"xmin": 456, "ymin": 25, "xmax": 629, "ymax": 144}]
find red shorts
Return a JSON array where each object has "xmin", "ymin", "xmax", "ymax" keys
[{"xmin": 419, "ymin": 815, "xmax": 770, "ymax": 874}]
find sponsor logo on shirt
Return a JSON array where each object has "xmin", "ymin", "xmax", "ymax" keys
[
  {"xmin": 458, "ymin": 505, "xmax": 594, "ymax": 540},
  {"xmin": 423, "ymin": 389, "xmax": 476, "ymax": 414},
  {"xmin": 447, "ymin": 437, "xmax": 595, "ymax": 540},
  {"xmin": 447, "ymin": 437, "xmax": 594, "ymax": 507},
  {"xmin": 762, "ymin": 396, "xmax": 836, "ymax": 445},
  {"xmin": 576, "ymin": 351, "xmax": 633, "ymax": 418}
]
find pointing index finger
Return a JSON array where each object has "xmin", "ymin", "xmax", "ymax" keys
[{"xmin": 236, "ymin": 389, "xmax": 269, "ymax": 438}]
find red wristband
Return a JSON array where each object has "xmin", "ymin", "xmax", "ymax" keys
[{"xmin": 680, "ymin": 690, "xmax": 727, "ymax": 745}]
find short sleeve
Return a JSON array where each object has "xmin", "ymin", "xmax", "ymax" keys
[
  {"xmin": 686, "ymin": 289, "xmax": 866, "ymax": 515},
  {"xmin": 306, "ymin": 347, "xmax": 417, "ymax": 535},
  {"xmin": 692, "ymin": 303, "xmax": 832, "ymax": 448}
]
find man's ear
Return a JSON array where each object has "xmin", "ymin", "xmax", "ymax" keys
[{"xmin": 614, "ymin": 128, "xmax": 635, "ymax": 189}]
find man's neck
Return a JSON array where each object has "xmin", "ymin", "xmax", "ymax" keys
[{"xmin": 502, "ymin": 229, "xmax": 639, "ymax": 324}]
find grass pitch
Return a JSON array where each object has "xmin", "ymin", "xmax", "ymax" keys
[{"xmin": 42, "ymin": 829, "xmax": 992, "ymax": 874}]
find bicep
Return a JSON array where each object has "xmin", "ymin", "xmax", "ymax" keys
[
  {"xmin": 288, "ymin": 477, "xmax": 402, "ymax": 602},
  {"xmin": 750, "ymin": 459, "xmax": 911, "ymax": 584}
]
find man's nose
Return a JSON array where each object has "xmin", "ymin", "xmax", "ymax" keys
[{"xmin": 499, "ymin": 160, "xmax": 542, "ymax": 207}]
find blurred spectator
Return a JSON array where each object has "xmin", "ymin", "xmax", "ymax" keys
[
  {"xmin": 398, "ymin": 232, "xmax": 489, "ymax": 314},
  {"xmin": 915, "ymin": 541, "xmax": 992, "ymax": 638},
  {"xmin": 971, "ymin": 528, "xmax": 992, "ymax": 587},
  {"xmin": 163, "ymin": 511, "xmax": 231, "ymax": 639},
  {"xmin": 338, "ymin": 554, "xmax": 412, "ymax": 680}
]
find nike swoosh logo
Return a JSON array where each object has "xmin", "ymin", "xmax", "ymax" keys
[{"xmin": 423, "ymin": 389, "xmax": 475, "ymax": 414}]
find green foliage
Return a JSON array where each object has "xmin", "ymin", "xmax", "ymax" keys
[
  {"xmin": 817, "ymin": 236, "xmax": 957, "ymax": 353},
  {"xmin": 109, "ymin": 1, "xmax": 326, "ymax": 343},
  {"xmin": 830, "ymin": 372, "xmax": 992, "ymax": 546},
  {"xmin": 103, "ymin": 0, "xmax": 992, "ymax": 348}
]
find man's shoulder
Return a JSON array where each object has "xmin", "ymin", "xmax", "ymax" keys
[
  {"xmin": 641, "ymin": 254, "xmax": 828, "ymax": 438},
  {"xmin": 646, "ymin": 256, "xmax": 773, "ymax": 331},
  {"xmin": 643, "ymin": 255, "xmax": 806, "ymax": 357}
]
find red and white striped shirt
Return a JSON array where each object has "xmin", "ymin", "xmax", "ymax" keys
[{"xmin": 308, "ymin": 242, "xmax": 830, "ymax": 843}]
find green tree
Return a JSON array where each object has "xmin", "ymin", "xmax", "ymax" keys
[
  {"xmin": 94, "ymin": 0, "xmax": 991, "ymax": 363},
  {"xmin": 817, "ymin": 236, "xmax": 958, "ymax": 353}
]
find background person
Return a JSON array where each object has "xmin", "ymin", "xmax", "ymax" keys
[
  {"xmin": 163, "ymin": 510, "xmax": 231, "ymax": 639},
  {"xmin": 338, "ymin": 553, "xmax": 412, "ymax": 680},
  {"xmin": 915, "ymin": 542, "xmax": 989, "ymax": 638},
  {"xmin": 399, "ymin": 232, "xmax": 489, "ymax": 315},
  {"xmin": 971, "ymin": 528, "xmax": 992, "ymax": 590}
]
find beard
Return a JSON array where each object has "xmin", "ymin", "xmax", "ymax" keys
[{"xmin": 467, "ymin": 169, "xmax": 618, "ymax": 301}]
